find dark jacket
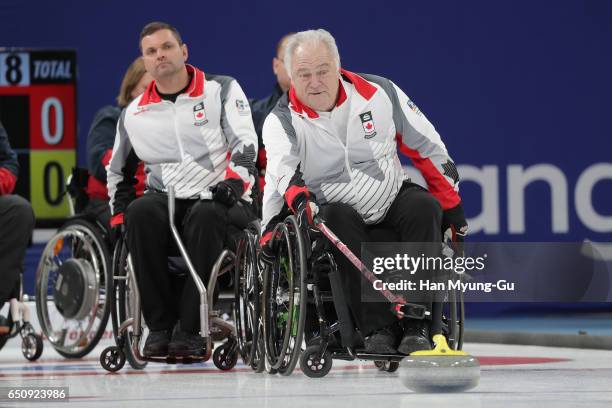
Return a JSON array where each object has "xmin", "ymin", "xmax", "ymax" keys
[
  {"xmin": 249, "ymin": 83, "xmax": 284, "ymax": 146},
  {"xmin": 86, "ymin": 105, "xmax": 122, "ymax": 182}
]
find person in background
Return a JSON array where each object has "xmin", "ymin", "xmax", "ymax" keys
[
  {"xmin": 249, "ymin": 33, "xmax": 293, "ymax": 197},
  {"xmin": 0, "ymin": 120, "xmax": 35, "ymax": 314},
  {"xmin": 84, "ymin": 57, "xmax": 151, "ymax": 230}
]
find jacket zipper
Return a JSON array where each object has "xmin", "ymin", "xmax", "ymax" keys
[
  {"xmin": 171, "ymin": 101, "xmax": 185, "ymax": 160},
  {"xmin": 331, "ymin": 122, "xmax": 358, "ymax": 202}
]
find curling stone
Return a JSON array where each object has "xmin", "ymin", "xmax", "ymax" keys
[{"xmin": 399, "ymin": 334, "xmax": 480, "ymax": 393}]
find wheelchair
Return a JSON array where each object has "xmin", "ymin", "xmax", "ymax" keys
[
  {"xmin": 35, "ymin": 168, "xmax": 112, "ymax": 358},
  {"xmin": 0, "ymin": 276, "xmax": 44, "ymax": 361},
  {"xmin": 261, "ymin": 214, "xmax": 465, "ymax": 378},
  {"xmin": 233, "ymin": 220, "xmax": 267, "ymax": 372},
  {"xmin": 100, "ymin": 186, "xmax": 255, "ymax": 372}
]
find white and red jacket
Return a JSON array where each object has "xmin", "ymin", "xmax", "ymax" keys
[
  {"xmin": 262, "ymin": 69, "xmax": 461, "ymax": 229},
  {"xmin": 107, "ymin": 65, "xmax": 257, "ymax": 223}
]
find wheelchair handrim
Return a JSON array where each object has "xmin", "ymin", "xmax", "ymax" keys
[{"xmin": 35, "ymin": 221, "xmax": 110, "ymax": 356}]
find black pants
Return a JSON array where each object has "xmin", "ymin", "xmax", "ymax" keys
[
  {"xmin": 318, "ymin": 183, "xmax": 442, "ymax": 336},
  {"xmin": 125, "ymin": 193, "xmax": 254, "ymax": 333},
  {"xmin": 0, "ymin": 195, "xmax": 35, "ymax": 309}
]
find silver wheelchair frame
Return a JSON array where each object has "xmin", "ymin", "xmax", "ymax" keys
[
  {"xmin": 0, "ymin": 277, "xmax": 44, "ymax": 361},
  {"xmin": 101, "ymin": 186, "xmax": 239, "ymax": 371}
]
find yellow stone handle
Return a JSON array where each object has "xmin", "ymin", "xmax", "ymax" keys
[{"xmin": 410, "ymin": 334, "xmax": 469, "ymax": 356}]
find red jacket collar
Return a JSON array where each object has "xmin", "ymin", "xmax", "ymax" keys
[
  {"xmin": 184, "ymin": 64, "xmax": 205, "ymax": 97},
  {"xmin": 288, "ymin": 86, "xmax": 319, "ymax": 119},
  {"xmin": 138, "ymin": 64, "xmax": 205, "ymax": 106},
  {"xmin": 288, "ymin": 69, "xmax": 376, "ymax": 118},
  {"xmin": 340, "ymin": 68, "xmax": 377, "ymax": 100},
  {"xmin": 336, "ymin": 79, "xmax": 347, "ymax": 107}
]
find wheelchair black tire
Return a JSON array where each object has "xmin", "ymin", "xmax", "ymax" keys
[
  {"xmin": 110, "ymin": 237, "xmax": 147, "ymax": 370},
  {"xmin": 234, "ymin": 227, "xmax": 261, "ymax": 368},
  {"xmin": 263, "ymin": 215, "xmax": 307, "ymax": 375},
  {"xmin": 300, "ymin": 344, "xmax": 332, "ymax": 378}
]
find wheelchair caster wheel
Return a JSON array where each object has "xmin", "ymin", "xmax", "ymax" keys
[
  {"xmin": 100, "ymin": 346, "xmax": 126, "ymax": 372},
  {"xmin": 300, "ymin": 345, "xmax": 332, "ymax": 378},
  {"xmin": 21, "ymin": 333, "xmax": 43, "ymax": 361},
  {"xmin": 375, "ymin": 360, "xmax": 399, "ymax": 373},
  {"xmin": 213, "ymin": 343, "xmax": 238, "ymax": 371}
]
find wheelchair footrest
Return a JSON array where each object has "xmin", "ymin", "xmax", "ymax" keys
[
  {"xmin": 353, "ymin": 351, "xmax": 405, "ymax": 361},
  {"xmin": 329, "ymin": 348, "xmax": 405, "ymax": 362}
]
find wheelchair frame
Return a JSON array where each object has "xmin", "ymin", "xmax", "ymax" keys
[
  {"xmin": 101, "ymin": 186, "xmax": 243, "ymax": 372},
  {"xmin": 233, "ymin": 220, "xmax": 267, "ymax": 372},
  {"xmin": 0, "ymin": 277, "xmax": 44, "ymax": 361},
  {"xmin": 261, "ymin": 215, "xmax": 465, "ymax": 377}
]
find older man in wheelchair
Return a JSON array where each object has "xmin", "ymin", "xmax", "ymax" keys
[{"xmin": 259, "ymin": 29, "xmax": 468, "ymax": 361}]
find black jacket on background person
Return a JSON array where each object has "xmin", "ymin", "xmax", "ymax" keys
[
  {"xmin": 249, "ymin": 83, "xmax": 285, "ymax": 210},
  {"xmin": 249, "ymin": 83, "xmax": 284, "ymax": 144},
  {"xmin": 86, "ymin": 105, "xmax": 122, "ymax": 183}
]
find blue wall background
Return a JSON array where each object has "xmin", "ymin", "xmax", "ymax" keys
[{"xmin": 2, "ymin": 0, "xmax": 611, "ymax": 312}]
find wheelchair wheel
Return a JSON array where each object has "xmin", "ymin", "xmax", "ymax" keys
[
  {"xmin": 374, "ymin": 360, "xmax": 399, "ymax": 373},
  {"xmin": 300, "ymin": 344, "xmax": 332, "ymax": 378},
  {"xmin": 442, "ymin": 277, "xmax": 465, "ymax": 350},
  {"xmin": 35, "ymin": 218, "xmax": 111, "ymax": 358},
  {"xmin": 213, "ymin": 341, "xmax": 239, "ymax": 370},
  {"xmin": 110, "ymin": 238, "xmax": 147, "ymax": 370},
  {"xmin": 21, "ymin": 332, "xmax": 44, "ymax": 361},
  {"xmin": 100, "ymin": 346, "xmax": 126, "ymax": 372},
  {"xmin": 234, "ymin": 227, "xmax": 262, "ymax": 369},
  {"xmin": 263, "ymin": 215, "xmax": 307, "ymax": 376}
]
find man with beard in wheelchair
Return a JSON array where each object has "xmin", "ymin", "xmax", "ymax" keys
[{"xmin": 259, "ymin": 29, "xmax": 467, "ymax": 355}]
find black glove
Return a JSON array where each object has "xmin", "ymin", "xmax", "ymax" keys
[
  {"xmin": 110, "ymin": 223, "xmax": 125, "ymax": 248},
  {"xmin": 442, "ymin": 202, "xmax": 468, "ymax": 254},
  {"xmin": 259, "ymin": 231, "xmax": 277, "ymax": 267},
  {"xmin": 291, "ymin": 192, "xmax": 327, "ymax": 260},
  {"xmin": 211, "ymin": 180, "xmax": 242, "ymax": 207},
  {"xmin": 291, "ymin": 192, "xmax": 319, "ymax": 232}
]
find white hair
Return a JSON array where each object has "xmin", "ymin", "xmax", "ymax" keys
[{"xmin": 284, "ymin": 29, "xmax": 341, "ymax": 78}]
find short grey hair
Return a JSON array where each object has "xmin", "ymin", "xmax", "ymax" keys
[{"xmin": 284, "ymin": 29, "xmax": 341, "ymax": 78}]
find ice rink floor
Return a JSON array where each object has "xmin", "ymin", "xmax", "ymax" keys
[{"xmin": 1, "ymin": 342, "xmax": 611, "ymax": 408}]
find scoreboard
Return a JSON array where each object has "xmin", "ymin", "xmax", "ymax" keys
[{"xmin": 0, "ymin": 49, "xmax": 76, "ymax": 225}]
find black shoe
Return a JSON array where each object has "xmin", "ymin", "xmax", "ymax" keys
[
  {"xmin": 143, "ymin": 329, "xmax": 171, "ymax": 357},
  {"xmin": 168, "ymin": 330, "xmax": 205, "ymax": 357},
  {"xmin": 397, "ymin": 320, "xmax": 431, "ymax": 355},
  {"xmin": 364, "ymin": 325, "xmax": 400, "ymax": 354}
]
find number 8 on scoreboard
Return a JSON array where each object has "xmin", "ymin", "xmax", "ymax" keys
[{"xmin": 0, "ymin": 49, "xmax": 77, "ymax": 225}]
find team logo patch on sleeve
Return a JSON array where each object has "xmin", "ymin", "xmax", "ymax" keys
[
  {"xmin": 359, "ymin": 111, "xmax": 377, "ymax": 138},
  {"xmin": 193, "ymin": 102, "xmax": 208, "ymax": 126},
  {"xmin": 407, "ymin": 98, "xmax": 422, "ymax": 116},
  {"xmin": 235, "ymin": 99, "xmax": 250, "ymax": 116}
]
